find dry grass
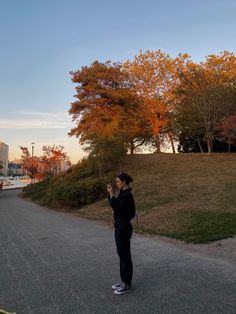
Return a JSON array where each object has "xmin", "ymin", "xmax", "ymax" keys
[{"xmin": 75, "ymin": 153, "xmax": 236, "ymax": 243}]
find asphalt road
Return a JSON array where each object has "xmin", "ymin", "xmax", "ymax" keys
[{"xmin": 0, "ymin": 190, "xmax": 236, "ymax": 314}]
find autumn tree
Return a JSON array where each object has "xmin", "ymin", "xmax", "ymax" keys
[
  {"xmin": 20, "ymin": 145, "xmax": 71, "ymax": 179},
  {"xmin": 69, "ymin": 61, "xmax": 150, "ymax": 155},
  {"xmin": 41, "ymin": 145, "xmax": 71, "ymax": 176},
  {"xmin": 20, "ymin": 146, "xmax": 39, "ymax": 179},
  {"xmin": 123, "ymin": 50, "xmax": 190, "ymax": 153},
  {"xmin": 68, "ymin": 50, "xmax": 236, "ymax": 156}
]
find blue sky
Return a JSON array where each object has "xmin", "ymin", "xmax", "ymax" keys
[{"xmin": 0, "ymin": 0, "xmax": 235, "ymax": 162}]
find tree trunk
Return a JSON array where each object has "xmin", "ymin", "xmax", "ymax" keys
[
  {"xmin": 154, "ymin": 134, "xmax": 161, "ymax": 153},
  {"xmin": 197, "ymin": 135, "xmax": 204, "ymax": 153},
  {"xmin": 98, "ymin": 162, "xmax": 102, "ymax": 178},
  {"xmin": 168, "ymin": 133, "xmax": 176, "ymax": 153},
  {"xmin": 207, "ymin": 137, "xmax": 213, "ymax": 154},
  {"xmin": 130, "ymin": 140, "xmax": 134, "ymax": 154}
]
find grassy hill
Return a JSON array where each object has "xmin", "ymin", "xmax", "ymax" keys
[
  {"xmin": 23, "ymin": 153, "xmax": 236, "ymax": 243},
  {"xmin": 75, "ymin": 153, "xmax": 236, "ymax": 243}
]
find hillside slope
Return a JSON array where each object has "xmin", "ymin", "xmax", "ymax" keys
[{"xmin": 76, "ymin": 153, "xmax": 236, "ymax": 243}]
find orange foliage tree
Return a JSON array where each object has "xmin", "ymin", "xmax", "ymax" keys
[
  {"xmin": 123, "ymin": 50, "xmax": 190, "ymax": 153},
  {"xmin": 20, "ymin": 145, "xmax": 71, "ymax": 179},
  {"xmin": 20, "ymin": 146, "xmax": 39, "ymax": 179},
  {"xmin": 41, "ymin": 145, "xmax": 71, "ymax": 176},
  {"xmin": 69, "ymin": 61, "xmax": 150, "ymax": 154},
  {"xmin": 68, "ymin": 50, "xmax": 236, "ymax": 155}
]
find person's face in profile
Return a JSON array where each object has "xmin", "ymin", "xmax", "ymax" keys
[{"xmin": 116, "ymin": 177, "xmax": 126, "ymax": 190}]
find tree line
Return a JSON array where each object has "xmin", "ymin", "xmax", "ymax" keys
[{"xmin": 68, "ymin": 50, "xmax": 236, "ymax": 160}]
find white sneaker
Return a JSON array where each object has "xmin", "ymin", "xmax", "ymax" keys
[
  {"xmin": 111, "ymin": 282, "xmax": 122, "ymax": 290},
  {"xmin": 113, "ymin": 283, "xmax": 132, "ymax": 295}
]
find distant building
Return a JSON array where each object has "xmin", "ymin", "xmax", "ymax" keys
[
  {"xmin": 8, "ymin": 159, "xmax": 23, "ymax": 176},
  {"xmin": 0, "ymin": 142, "xmax": 9, "ymax": 177}
]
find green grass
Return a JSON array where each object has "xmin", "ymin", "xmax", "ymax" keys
[
  {"xmin": 150, "ymin": 211, "xmax": 236, "ymax": 243},
  {"xmin": 75, "ymin": 153, "xmax": 236, "ymax": 243}
]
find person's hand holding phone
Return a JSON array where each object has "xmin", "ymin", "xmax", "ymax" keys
[{"xmin": 107, "ymin": 184, "xmax": 114, "ymax": 197}]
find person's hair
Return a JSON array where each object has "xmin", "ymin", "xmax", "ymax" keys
[{"xmin": 117, "ymin": 172, "xmax": 133, "ymax": 185}]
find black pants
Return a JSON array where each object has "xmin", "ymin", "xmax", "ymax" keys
[{"xmin": 114, "ymin": 222, "xmax": 133, "ymax": 285}]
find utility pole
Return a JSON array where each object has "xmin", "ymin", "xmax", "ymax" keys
[{"xmin": 31, "ymin": 142, "xmax": 35, "ymax": 185}]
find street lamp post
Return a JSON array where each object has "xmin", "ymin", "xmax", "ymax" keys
[{"xmin": 31, "ymin": 142, "xmax": 35, "ymax": 185}]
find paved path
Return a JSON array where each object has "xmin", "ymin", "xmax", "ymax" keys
[{"xmin": 0, "ymin": 190, "xmax": 236, "ymax": 314}]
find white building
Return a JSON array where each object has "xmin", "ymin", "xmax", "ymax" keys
[{"xmin": 0, "ymin": 141, "xmax": 9, "ymax": 177}]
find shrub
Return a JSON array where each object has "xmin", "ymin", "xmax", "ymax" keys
[{"xmin": 23, "ymin": 170, "xmax": 113, "ymax": 209}]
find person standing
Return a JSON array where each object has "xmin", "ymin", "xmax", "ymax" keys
[{"xmin": 107, "ymin": 172, "xmax": 136, "ymax": 295}]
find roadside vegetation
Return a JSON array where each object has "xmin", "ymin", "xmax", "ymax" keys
[
  {"xmin": 22, "ymin": 162, "xmax": 111, "ymax": 209},
  {"xmin": 23, "ymin": 153, "xmax": 236, "ymax": 244}
]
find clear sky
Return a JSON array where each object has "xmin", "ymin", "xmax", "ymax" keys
[{"xmin": 0, "ymin": 0, "xmax": 235, "ymax": 163}]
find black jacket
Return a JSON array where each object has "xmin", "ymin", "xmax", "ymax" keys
[{"xmin": 108, "ymin": 187, "xmax": 136, "ymax": 225}]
